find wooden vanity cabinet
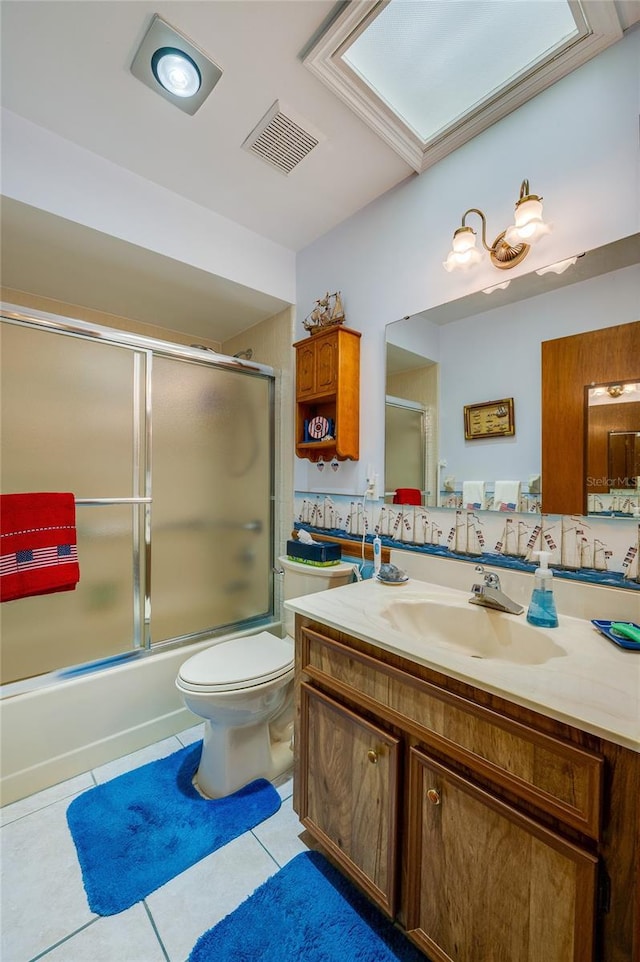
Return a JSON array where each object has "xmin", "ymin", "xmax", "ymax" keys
[
  {"xmin": 294, "ymin": 617, "xmax": 640, "ymax": 962},
  {"xmin": 294, "ymin": 326, "xmax": 360, "ymax": 462}
]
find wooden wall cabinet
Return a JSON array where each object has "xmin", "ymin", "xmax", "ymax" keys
[
  {"xmin": 294, "ymin": 326, "xmax": 361, "ymax": 462},
  {"xmin": 294, "ymin": 620, "xmax": 639, "ymax": 962}
]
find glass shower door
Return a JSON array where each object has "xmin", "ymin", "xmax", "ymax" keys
[
  {"xmin": 150, "ymin": 355, "xmax": 273, "ymax": 644},
  {"xmin": 0, "ymin": 321, "xmax": 142, "ymax": 683}
]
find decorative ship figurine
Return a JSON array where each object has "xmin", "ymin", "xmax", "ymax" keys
[{"xmin": 303, "ymin": 291, "xmax": 346, "ymax": 334}]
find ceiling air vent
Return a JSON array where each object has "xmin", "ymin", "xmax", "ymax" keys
[{"xmin": 242, "ymin": 100, "xmax": 323, "ymax": 174}]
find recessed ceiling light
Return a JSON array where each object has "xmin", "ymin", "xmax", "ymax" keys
[
  {"xmin": 131, "ymin": 15, "xmax": 222, "ymax": 115},
  {"xmin": 152, "ymin": 48, "xmax": 201, "ymax": 98}
]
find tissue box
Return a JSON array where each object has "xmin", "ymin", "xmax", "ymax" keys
[{"xmin": 286, "ymin": 539, "xmax": 341, "ymax": 566}]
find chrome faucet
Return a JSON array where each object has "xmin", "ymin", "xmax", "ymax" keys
[{"xmin": 469, "ymin": 565, "xmax": 524, "ymax": 615}]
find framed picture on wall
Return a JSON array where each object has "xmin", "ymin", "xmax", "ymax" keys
[{"xmin": 464, "ymin": 398, "xmax": 515, "ymax": 440}]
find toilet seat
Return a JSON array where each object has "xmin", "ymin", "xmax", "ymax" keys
[{"xmin": 177, "ymin": 631, "xmax": 294, "ymax": 693}]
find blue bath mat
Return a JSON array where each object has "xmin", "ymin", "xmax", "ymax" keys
[
  {"xmin": 188, "ymin": 851, "xmax": 426, "ymax": 962},
  {"xmin": 66, "ymin": 741, "xmax": 281, "ymax": 916}
]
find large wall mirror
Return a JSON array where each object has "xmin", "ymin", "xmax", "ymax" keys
[{"xmin": 385, "ymin": 233, "xmax": 640, "ymax": 517}]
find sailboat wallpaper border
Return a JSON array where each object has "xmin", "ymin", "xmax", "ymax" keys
[{"xmin": 294, "ymin": 493, "xmax": 640, "ymax": 591}]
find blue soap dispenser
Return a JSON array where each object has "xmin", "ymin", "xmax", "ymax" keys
[{"xmin": 526, "ymin": 551, "xmax": 559, "ymax": 628}]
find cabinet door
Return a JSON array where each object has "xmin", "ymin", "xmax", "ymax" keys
[
  {"xmin": 405, "ymin": 747, "xmax": 597, "ymax": 962},
  {"xmin": 298, "ymin": 683, "xmax": 400, "ymax": 916},
  {"xmin": 296, "ymin": 341, "xmax": 316, "ymax": 398},
  {"xmin": 315, "ymin": 335, "xmax": 338, "ymax": 394}
]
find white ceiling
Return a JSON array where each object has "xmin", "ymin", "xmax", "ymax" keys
[
  {"xmin": 1, "ymin": 1, "xmax": 638, "ymax": 341},
  {"xmin": 0, "ymin": 1, "xmax": 412, "ymax": 251}
]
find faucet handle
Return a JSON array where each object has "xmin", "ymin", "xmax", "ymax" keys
[{"xmin": 474, "ymin": 564, "xmax": 501, "ymax": 589}]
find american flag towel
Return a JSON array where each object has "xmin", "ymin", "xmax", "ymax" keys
[{"xmin": 0, "ymin": 493, "xmax": 80, "ymax": 602}]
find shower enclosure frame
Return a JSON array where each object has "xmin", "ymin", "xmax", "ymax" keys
[{"xmin": 1, "ymin": 304, "xmax": 278, "ymax": 697}]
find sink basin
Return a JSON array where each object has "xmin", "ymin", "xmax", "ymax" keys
[{"xmin": 380, "ymin": 599, "xmax": 566, "ymax": 665}]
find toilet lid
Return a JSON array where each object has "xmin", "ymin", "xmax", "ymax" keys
[{"xmin": 177, "ymin": 631, "xmax": 294, "ymax": 692}]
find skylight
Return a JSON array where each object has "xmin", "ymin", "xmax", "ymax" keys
[
  {"xmin": 304, "ymin": 0, "xmax": 623, "ymax": 171},
  {"xmin": 342, "ymin": 1, "xmax": 578, "ymax": 141}
]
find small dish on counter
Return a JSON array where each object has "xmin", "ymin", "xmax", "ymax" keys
[
  {"xmin": 375, "ymin": 562, "xmax": 409, "ymax": 585},
  {"xmin": 592, "ymin": 620, "xmax": 640, "ymax": 651},
  {"xmin": 375, "ymin": 574, "xmax": 409, "ymax": 585}
]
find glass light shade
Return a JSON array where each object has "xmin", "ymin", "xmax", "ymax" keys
[
  {"xmin": 443, "ymin": 245, "xmax": 483, "ymax": 272},
  {"xmin": 535, "ymin": 256, "xmax": 578, "ymax": 276},
  {"xmin": 482, "ymin": 280, "xmax": 511, "ymax": 293},
  {"xmin": 152, "ymin": 47, "xmax": 201, "ymax": 98},
  {"xmin": 504, "ymin": 196, "xmax": 551, "ymax": 245},
  {"xmin": 452, "ymin": 226, "xmax": 477, "ymax": 253}
]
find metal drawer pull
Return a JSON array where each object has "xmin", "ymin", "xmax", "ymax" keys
[
  {"xmin": 426, "ymin": 788, "xmax": 441, "ymax": 805},
  {"xmin": 367, "ymin": 750, "xmax": 379, "ymax": 764}
]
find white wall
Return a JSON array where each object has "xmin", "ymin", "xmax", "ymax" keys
[
  {"xmin": 1, "ymin": 109, "xmax": 296, "ymax": 304},
  {"xmin": 295, "ymin": 29, "xmax": 640, "ymax": 495}
]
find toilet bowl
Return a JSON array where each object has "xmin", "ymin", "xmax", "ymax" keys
[
  {"xmin": 176, "ymin": 555, "xmax": 354, "ymax": 798},
  {"xmin": 176, "ymin": 631, "xmax": 295, "ymax": 798}
]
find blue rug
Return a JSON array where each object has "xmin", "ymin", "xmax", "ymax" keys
[
  {"xmin": 188, "ymin": 851, "xmax": 426, "ymax": 962},
  {"xmin": 66, "ymin": 741, "xmax": 281, "ymax": 916}
]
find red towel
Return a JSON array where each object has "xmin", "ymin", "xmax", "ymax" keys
[
  {"xmin": 393, "ymin": 488, "xmax": 422, "ymax": 506},
  {"xmin": 0, "ymin": 493, "xmax": 80, "ymax": 602}
]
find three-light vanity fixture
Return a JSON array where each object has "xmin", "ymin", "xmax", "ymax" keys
[{"xmin": 443, "ymin": 179, "xmax": 552, "ymax": 272}]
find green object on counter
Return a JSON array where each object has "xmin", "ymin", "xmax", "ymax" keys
[{"xmin": 610, "ymin": 622, "xmax": 640, "ymax": 644}]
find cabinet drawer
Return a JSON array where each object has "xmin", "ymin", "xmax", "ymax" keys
[{"xmin": 299, "ymin": 627, "xmax": 603, "ymax": 839}]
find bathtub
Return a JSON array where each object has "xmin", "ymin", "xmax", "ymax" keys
[{"xmin": 0, "ymin": 623, "xmax": 281, "ymax": 805}]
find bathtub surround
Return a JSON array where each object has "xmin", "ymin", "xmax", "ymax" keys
[
  {"xmin": 0, "ymin": 628, "xmax": 272, "ymax": 806},
  {"xmin": 66, "ymin": 740, "xmax": 281, "ymax": 916},
  {"xmin": 188, "ymin": 850, "xmax": 425, "ymax": 962}
]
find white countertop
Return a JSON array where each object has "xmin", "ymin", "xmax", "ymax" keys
[{"xmin": 285, "ymin": 577, "xmax": 640, "ymax": 752}]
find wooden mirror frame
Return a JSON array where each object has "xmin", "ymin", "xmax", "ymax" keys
[{"xmin": 541, "ymin": 321, "xmax": 640, "ymax": 515}]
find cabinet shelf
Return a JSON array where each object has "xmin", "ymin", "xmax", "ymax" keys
[
  {"xmin": 296, "ymin": 440, "xmax": 336, "ymax": 451},
  {"xmin": 294, "ymin": 326, "xmax": 360, "ymax": 462}
]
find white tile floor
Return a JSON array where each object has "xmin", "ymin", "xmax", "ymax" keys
[{"xmin": 1, "ymin": 724, "xmax": 309, "ymax": 962}]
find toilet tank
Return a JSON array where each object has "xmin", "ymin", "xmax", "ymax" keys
[{"xmin": 279, "ymin": 555, "xmax": 354, "ymax": 638}]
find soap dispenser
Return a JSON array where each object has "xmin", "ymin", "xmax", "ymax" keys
[{"xmin": 526, "ymin": 551, "xmax": 559, "ymax": 628}]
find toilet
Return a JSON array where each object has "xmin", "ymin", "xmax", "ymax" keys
[{"xmin": 175, "ymin": 555, "xmax": 354, "ymax": 798}]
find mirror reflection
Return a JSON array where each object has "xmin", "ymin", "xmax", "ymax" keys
[
  {"xmin": 587, "ymin": 381, "xmax": 640, "ymax": 514},
  {"xmin": 385, "ymin": 233, "xmax": 640, "ymax": 516},
  {"xmin": 384, "ymin": 347, "xmax": 438, "ymax": 506}
]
